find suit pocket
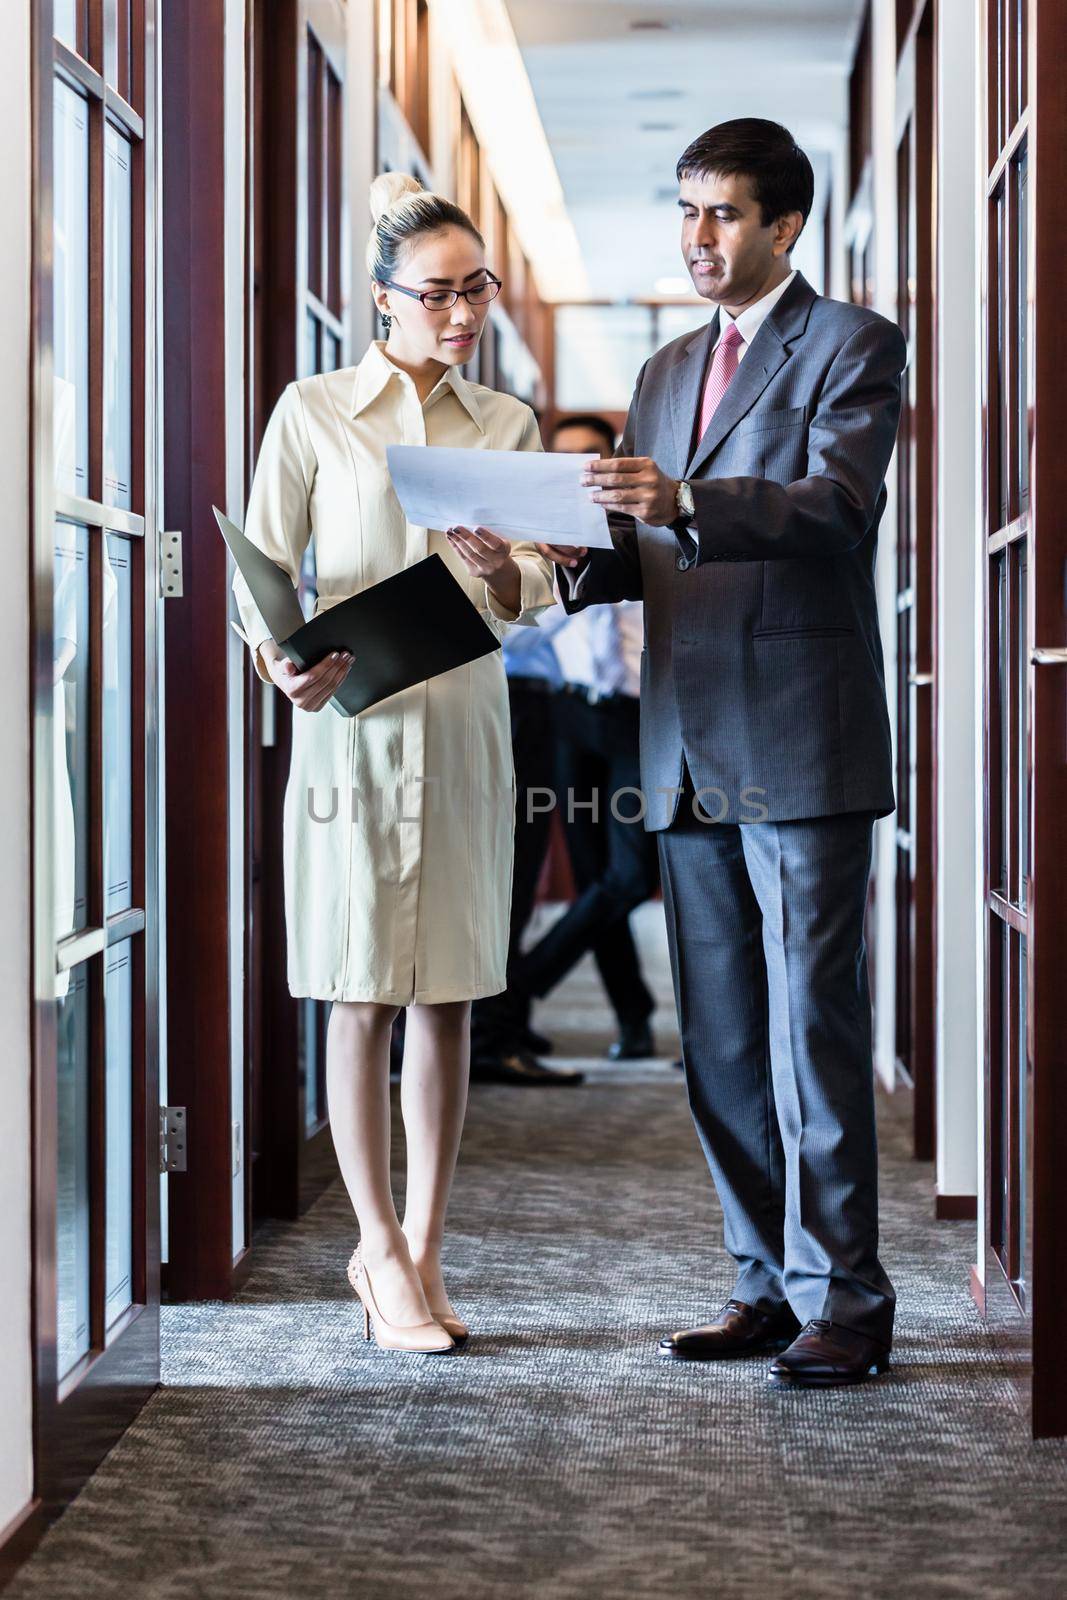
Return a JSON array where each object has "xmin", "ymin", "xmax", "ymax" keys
[
  {"xmin": 752, "ymin": 625, "xmax": 855, "ymax": 640},
  {"xmin": 738, "ymin": 404, "xmax": 807, "ymax": 435}
]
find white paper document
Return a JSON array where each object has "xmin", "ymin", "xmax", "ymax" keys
[{"xmin": 386, "ymin": 445, "xmax": 614, "ymax": 548}]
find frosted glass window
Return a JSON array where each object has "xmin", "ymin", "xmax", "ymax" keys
[
  {"xmin": 657, "ymin": 306, "xmax": 711, "ymax": 349},
  {"xmin": 53, "ymin": 81, "xmax": 90, "ymax": 496},
  {"xmin": 104, "ymin": 124, "xmax": 133, "ymax": 509},
  {"xmin": 555, "ymin": 306, "xmax": 658, "ymax": 412},
  {"xmin": 56, "ymin": 965, "xmax": 91, "ymax": 1378},
  {"xmin": 105, "ymin": 1, "xmax": 131, "ymax": 93},
  {"xmin": 305, "ymin": 309, "xmax": 320, "ymax": 378},
  {"xmin": 53, "ymin": 522, "xmax": 91, "ymax": 939},
  {"xmin": 54, "ymin": 0, "xmax": 78, "ymax": 50},
  {"xmin": 105, "ymin": 940, "xmax": 134, "ymax": 1327},
  {"xmin": 104, "ymin": 533, "xmax": 133, "ymax": 916},
  {"xmin": 322, "ymin": 331, "xmax": 342, "ymax": 374}
]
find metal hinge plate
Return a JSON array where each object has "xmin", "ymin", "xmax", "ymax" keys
[
  {"xmin": 160, "ymin": 530, "xmax": 183, "ymax": 598},
  {"xmin": 160, "ymin": 1105, "xmax": 187, "ymax": 1173}
]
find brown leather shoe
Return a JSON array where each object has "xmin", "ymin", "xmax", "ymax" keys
[
  {"xmin": 768, "ymin": 1319, "xmax": 891, "ymax": 1388},
  {"xmin": 659, "ymin": 1299, "xmax": 800, "ymax": 1361}
]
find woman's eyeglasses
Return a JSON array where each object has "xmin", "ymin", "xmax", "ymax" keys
[{"xmin": 378, "ymin": 272, "xmax": 502, "ymax": 311}]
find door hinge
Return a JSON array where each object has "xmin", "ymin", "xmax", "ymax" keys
[
  {"xmin": 160, "ymin": 530, "xmax": 184, "ymax": 598},
  {"xmin": 160, "ymin": 1105, "xmax": 187, "ymax": 1173}
]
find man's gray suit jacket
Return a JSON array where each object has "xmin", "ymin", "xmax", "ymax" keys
[{"xmin": 560, "ymin": 270, "xmax": 908, "ymax": 830}]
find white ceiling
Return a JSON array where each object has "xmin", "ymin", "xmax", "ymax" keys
[{"xmin": 504, "ymin": 0, "xmax": 866, "ymax": 302}]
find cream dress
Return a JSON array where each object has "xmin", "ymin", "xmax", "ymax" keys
[{"xmin": 231, "ymin": 340, "xmax": 556, "ymax": 1005}]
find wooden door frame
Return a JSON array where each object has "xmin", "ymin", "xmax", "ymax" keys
[
  {"xmin": 980, "ymin": 0, "xmax": 1067, "ymax": 1439},
  {"xmin": 160, "ymin": 0, "xmax": 244, "ymax": 1298},
  {"xmin": 29, "ymin": 0, "xmax": 162, "ymax": 1517},
  {"xmin": 1018, "ymin": 0, "xmax": 1067, "ymax": 1439},
  {"xmin": 246, "ymin": 0, "xmax": 346, "ymax": 1225}
]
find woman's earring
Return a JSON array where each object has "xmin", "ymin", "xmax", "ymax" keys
[{"xmin": 380, "ymin": 309, "xmax": 393, "ymax": 332}]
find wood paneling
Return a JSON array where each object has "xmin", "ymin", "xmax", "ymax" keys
[{"xmin": 161, "ymin": 0, "xmax": 237, "ymax": 1298}]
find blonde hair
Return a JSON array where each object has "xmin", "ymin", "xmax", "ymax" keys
[{"xmin": 366, "ymin": 171, "xmax": 484, "ymax": 283}]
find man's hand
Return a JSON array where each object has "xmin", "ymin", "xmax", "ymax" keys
[
  {"xmin": 582, "ymin": 456, "xmax": 680, "ymax": 526},
  {"xmin": 534, "ymin": 542, "xmax": 589, "ymax": 569}
]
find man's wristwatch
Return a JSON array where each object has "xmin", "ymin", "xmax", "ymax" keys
[{"xmin": 675, "ymin": 478, "xmax": 695, "ymax": 520}]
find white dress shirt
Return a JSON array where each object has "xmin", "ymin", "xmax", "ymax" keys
[
  {"xmin": 708, "ymin": 267, "xmax": 796, "ymax": 363},
  {"xmin": 553, "ymin": 601, "xmax": 644, "ymax": 699}
]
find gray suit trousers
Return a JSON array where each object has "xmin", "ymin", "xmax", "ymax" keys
[{"xmin": 658, "ymin": 779, "xmax": 895, "ymax": 1346}]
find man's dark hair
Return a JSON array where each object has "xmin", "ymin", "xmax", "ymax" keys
[
  {"xmin": 676, "ymin": 118, "xmax": 814, "ymax": 245},
  {"xmin": 550, "ymin": 413, "xmax": 617, "ymax": 453}
]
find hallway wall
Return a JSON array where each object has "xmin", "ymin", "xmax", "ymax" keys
[
  {"xmin": 870, "ymin": 0, "xmax": 902, "ymax": 1093},
  {"xmin": 934, "ymin": 0, "xmax": 980, "ymax": 1211},
  {"xmin": 0, "ymin": 0, "xmax": 35, "ymax": 1537}
]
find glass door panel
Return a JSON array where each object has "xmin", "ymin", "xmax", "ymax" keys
[
  {"xmin": 105, "ymin": 939, "xmax": 134, "ymax": 1328},
  {"xmin": 55, "ymin": 963, "xmax": 91, "ymax": 1379},
  {"xmin": 105, "ymin": 0, "xmax": 133, "ymax": 99},
  {"xmin": 54, "ymin": 0, "xmax": 79, "ymax": 50},
  {"xmin": 35, "ymin": 0, "xmax": 160, "ymax": 1504},
  {"xmin": 53, "ymin": 80, "xmax": 90, "ymax": 497},
  {"xmin": 103, "ymin": 532, "xmax": 133, "ymax": 917},
  {"xmin": 53, "ymin": 521, "xmax": 91, "ymax": 940},
  {"xmin": 103, "ymin": 124, "xmax": 133, "ymax": 510}
]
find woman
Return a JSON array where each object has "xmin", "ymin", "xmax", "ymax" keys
[{"xmin": 232, "ymin": 172, "xmax": 556, "ymax": 1353}]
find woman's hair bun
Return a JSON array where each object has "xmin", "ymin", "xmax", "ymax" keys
[{"xmin": 369, "ymin": 171, "xmax": 424, "ymax": 225}]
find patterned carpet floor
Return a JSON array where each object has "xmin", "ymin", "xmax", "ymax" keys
[{"xmin": 10, "ymin": 905, "xmax": 1067, "ymax": 1599}]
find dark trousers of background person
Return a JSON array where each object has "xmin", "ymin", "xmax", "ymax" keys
[
  {"xmin": 470, "ymin": 676, "xmax": 556, "ymax": 1058},
  {"xmin": 513, "ymin": 686, "xmax": 659, "ymax": 1025}
]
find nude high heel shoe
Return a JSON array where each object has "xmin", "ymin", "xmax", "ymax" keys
[
  {"xmin": 428, "ymin": 1307, "xmax": 469, "ymax": 1345},
  {"xmin": 347, "ymin": 1246, "xmax": 456, "ymax": 1355},
  {"xmin": 405, "ymin": 1247, "xmax": 469, "ymax": 1343}
]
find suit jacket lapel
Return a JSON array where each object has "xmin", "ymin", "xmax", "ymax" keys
[
  {"xmin": 668, "ymin": 313, "xmax": 717, "ymax": 477},
  {"xmin": 683, "ymin": 271, "xmax": 817, "ymax": 480}
]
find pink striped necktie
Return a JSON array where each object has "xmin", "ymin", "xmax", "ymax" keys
[{"xmin": 697, "ymin": 321, "xmax": 744, "ymax": 440}]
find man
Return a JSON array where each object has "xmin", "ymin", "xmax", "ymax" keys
[
  {"xmin": 513, "ymin": 414, "xmax": 661, "ymax": 1062},
  {"xmin": 468, "ymin": 569, "xmax": 585, "ymax": 1088},
  {"xmin": 539, "ymin": 118, "xmax": 906, "ymax": 1388}
]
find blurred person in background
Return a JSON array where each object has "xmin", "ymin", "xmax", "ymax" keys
[
  {"xmin": 515, "ymin": 414, "xmax": 660, "ymax": 1061},
  {"xmin": 471, "ymin": 414, "xmax": 661, "ymax": 1081},
  {"xmin": 468, "ymin": 536, "xmax": 586, "ymax": 1088}
]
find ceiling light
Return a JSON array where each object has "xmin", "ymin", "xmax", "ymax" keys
[{"xmin": 433, "ymin": 0, "xmax": 588, "ymax": 302}]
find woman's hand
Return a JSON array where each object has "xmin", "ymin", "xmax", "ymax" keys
[
  {"xmin": 263, "ymin": 641, "xmax": 354, "ymax": 712},
  {"xmin": 533, "ymin": 542, "xmax": 588, "ymax": 569},
  {"xmin": 446, "ymin": 525, "xmax": 522, "ymax": 615}
]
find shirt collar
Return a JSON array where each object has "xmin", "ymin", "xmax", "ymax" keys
[
  {"xmin": 718, "ymin": 268, "xmax": 798, "ymax": 347},
  {"xmin": 350, "ymin": 340, "xmax": 485, "ymax": 433}
]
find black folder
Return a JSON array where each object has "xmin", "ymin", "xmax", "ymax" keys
[{"xmin": 216, "ymin": 506, "xmax": 501, "ymax": 717}]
